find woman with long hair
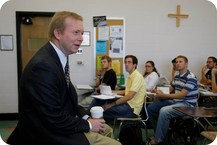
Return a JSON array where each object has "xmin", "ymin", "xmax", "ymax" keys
[{"xmin": 143, "ymin": 60, "xmax": 159, "ymax": 91}]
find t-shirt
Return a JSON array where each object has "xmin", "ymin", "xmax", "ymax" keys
[
  {"xmin": 101, "ymin": 69, "xmax": 117, "ymax": 90},
  {"xmin": 171, "ymin": 70, "xmax": 198, "ymax": 104},
  {"xmin": 205, "ymin": 69, "xmax": 212, "ymax": 80},
  {"xmin": 144, "ymin": 72, "xmax": 159, "ymax": 91},
  {"xmin": 126, "ymin": 70, "xmax": 146, "ymax": 116}
]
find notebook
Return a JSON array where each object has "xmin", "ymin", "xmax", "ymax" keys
[{"xmin": 157, "ymin": 86, "xmax": 170, "ymax": 94}]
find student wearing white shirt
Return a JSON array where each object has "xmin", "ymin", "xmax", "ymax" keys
[{"xmin": 143, "ymin": 60, "xmax": 160, "ymax": 91}]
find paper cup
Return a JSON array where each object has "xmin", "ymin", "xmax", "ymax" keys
[{"xmin": 90, "ymin": 106, "xmax": 104, "ymax": 119}]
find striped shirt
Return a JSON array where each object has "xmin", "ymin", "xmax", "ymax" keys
[{"xmin": 171, "ymin": 70, "xmax": 199, "ymax": 104}]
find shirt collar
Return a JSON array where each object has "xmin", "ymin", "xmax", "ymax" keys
[
  {"xmin": 49, "ymin": 41, "xmax": 67, "ymax": 71},
  {"xmin": 128, "ymin": 69, "xmax": 137, "ymax": 78}
]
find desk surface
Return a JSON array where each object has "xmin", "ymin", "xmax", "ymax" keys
[{"xmin": 173, "ymin": 107, "xmax": 217, "ymax": 118}]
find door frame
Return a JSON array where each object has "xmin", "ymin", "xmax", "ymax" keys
[{"xmin": 16, "ymin": 11, "xmax": 54, "ymax": 82}]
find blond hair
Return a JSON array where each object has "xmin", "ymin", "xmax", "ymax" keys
[{"xmin": 48, "ymin": 11, "xmax": 83, "ymax": 40}]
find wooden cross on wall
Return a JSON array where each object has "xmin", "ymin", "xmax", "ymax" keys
[{"xmin": 168, "ymin": 5, "xmax": 189, "ymax": 27}]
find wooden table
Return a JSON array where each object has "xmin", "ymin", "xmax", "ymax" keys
[{"xmin": 173, "ymin": 107, "xmax": 217, "ymax": 130}]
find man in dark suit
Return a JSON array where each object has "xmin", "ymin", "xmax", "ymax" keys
[{"xmin": 7, "ymin": 11, "xmax": 121, "ymax": 145}]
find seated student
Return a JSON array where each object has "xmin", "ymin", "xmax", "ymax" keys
[
  {"xmin": 200, "ymin": 56, "xmax": 217, "ymax": 86},
  {"xmin": 211, "ymin": 68, "xmax": 217, "ymax": 93},
  {"xmin": 93, "ymin": 55, "xmax": 146, "ymax": 118},
  {"xmin": 143, "ymin": 60, "xmax": 160, "ymax": 91},
  {"xmin": 79, "ymin": 55, "xmax": 117, "ymax": 108},
  {"xmin": 171, "ymin": 57, "xmax": 178, "ymax": 82},
  {"xmin": 95, "ymin": 55, "xmax": 117, "ymax": 91},
  {"xmin": 201, "ymin": 68, "xmax": 217, "ymax": 107},
  {"xmin": 147, "ymin": 55, "xmax": 198, "ymax": 145}
]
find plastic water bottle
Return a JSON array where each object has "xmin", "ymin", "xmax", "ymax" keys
[{"xmin": 119, "ymin": 74, "xmax": 125, "ymax": 85}]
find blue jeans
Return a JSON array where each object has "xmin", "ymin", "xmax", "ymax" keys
[
  {"xmin": 103, "ymin": 103, "xmax": 137, "ymax": 118},
  {"xmin": 90, "ymin": 99, "xmax": 137, "ymax": 118},
  {"xmin": 147, "ymin": 100, "xmax": 195, "ymax": 143}
]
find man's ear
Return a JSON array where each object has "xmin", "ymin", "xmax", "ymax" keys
[
  {"xmin": 134, "ymin": 63, "xmax": 137, "ymax": 69},
  {"xmin": 54, "ymin": 29, "xmax": 61, "ymax": 40}
]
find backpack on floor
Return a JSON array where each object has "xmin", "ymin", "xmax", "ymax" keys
[
  {"xmin": 167, "ymin": 116, "xmax": 200, "ymax": 145},
  {"xmin": 119, "ymin": 121, "xmax": 145, "ymax": 145}
]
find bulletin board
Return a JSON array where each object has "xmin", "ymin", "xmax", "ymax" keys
[{"xmin": 94, "ymin": 17, "xmax": 125, "ymax": 77}]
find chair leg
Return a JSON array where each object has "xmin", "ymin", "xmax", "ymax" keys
[
  {"xmin": 113, "ymin": 118, "xmax": 117, "ymax": 131},
  {"xmin": 140, "ymin": 120, "xmax": 148, "ymax": 141}
]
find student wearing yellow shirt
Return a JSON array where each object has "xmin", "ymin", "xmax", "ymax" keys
[{"xmin": 103, "ymin": 55, "xmax": 146, "ymax": 118}]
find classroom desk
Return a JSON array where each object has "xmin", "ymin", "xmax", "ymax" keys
[
  {"xmin": 199, "ymin": 88, "xmax": 217, "ymax": 107},
  {"xmin": 173, "ymin": 107, "xmax": 217, "ymax": 130},
  {"xmin": 200, "ymin": 90, "xmax": 217, "ymax": 97},
  {"xmin": 75, "ymin": 84, "xmax": 95, "ymax": 105}
]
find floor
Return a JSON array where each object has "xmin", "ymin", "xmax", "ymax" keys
[
  {"xmin": 0, "ymin": 120, "xmax": 213, "ymax": 145},
  {"xmin": 0, "ymin": 120, "xmax": 17, "ymax": 142}
]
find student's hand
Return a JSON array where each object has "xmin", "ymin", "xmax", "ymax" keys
[
  {"xmin": 151, "ymin": 88, "xmax": 157, "ymax": 93},
  {"xmin": 97, "ymin": 68, "xmax": 103, "ymax": 76},
  {"xmin": 155, "ymin": 90, "xmax": 164, "ymax": 97},
  {"xmin": 88, "ymin": 118, "xmax": 105, "ymax": 134},
  {"xmin": 154, "ymin": 90, "xmax": 166, "ymax": 100},
  {"xmin": 201, "ymin": 65, "xmax": 207, "ymax": 74}
]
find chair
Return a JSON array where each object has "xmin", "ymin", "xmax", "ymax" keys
[
  {"xmin": 200, "ymin": 131, "xmax": 217, "ymax": 145},
  {"xmin": 113, "ymin": 97, "xmax": 149, "ymax": 140}
]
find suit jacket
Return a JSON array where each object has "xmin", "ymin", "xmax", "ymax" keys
[{"xmin": 7, "ymin": 42, "xmax": 90, "ymax": 145}]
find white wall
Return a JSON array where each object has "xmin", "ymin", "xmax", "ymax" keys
[{"xmin": 0, "ymin": 0, "xmax": 217, "ymax": 113}]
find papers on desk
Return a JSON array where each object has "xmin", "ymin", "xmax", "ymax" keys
[
  {"xmin": 99, "ymin": 85, "xmax": 113, "ymax": 95},
  {"xmin": 157, "ymin": 86, "xmax": 170, "ymax": 94},
  {"xmin": 91, "ymin": 94, "xmax": 123, "ymax": 100},
  {"xmin": 76, "ymin": 84, "xmax": 94, "ymax": 90},
  {"xmin": 147, "ymin": 87, "xmax": 169, "ymax": 99},
  {"xmin": 157, "ymin": 75, "xmax": 170, "ymax": 86},
  {"xmin": 91, "ymin": 85, "xmax": 123, "ymax": 100}
]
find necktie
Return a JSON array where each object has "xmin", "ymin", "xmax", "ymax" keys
[{"xmin": 65, "ymin": 58, "xmax": 70, "ymax": 87}]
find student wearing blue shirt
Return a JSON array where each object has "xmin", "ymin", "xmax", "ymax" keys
[{"xmin": 147, "ymin": 55, "xmax": 198, "ymax": 145}]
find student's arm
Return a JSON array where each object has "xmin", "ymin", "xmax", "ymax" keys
[
  {"xmin": 95, "ymin": 68, "xmax": 103, "ymax": 89},
  {"xmin": 155, "ymin": 89, "xmax": 188, "ymax": 100},
  {"xmin": 200, "ymin": 66, "xmax": 211, "ymax": 85},
  {"xmin": 103, "ymin": 91, "xmax": 136, "ymax": 110},
  {"xmin": 114, "ymin": 91, "xmax": 136, "ymax": 105},
  {"xmin": 211, "ymin": 69, "xmax": 217, "ymax": 93},
  {"xmin": 112, "ymin": 90, "xmax": 125, "ymax": 95}
]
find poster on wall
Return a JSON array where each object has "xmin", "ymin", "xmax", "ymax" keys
[
  {"xmin": 93, "ymin": 16, "xmax": 107, "ymax": 27},
  {"xmin": 109, "ymin": 37, "xmax": 123, "ymax": 58},
  {"xmin": 94, "ymin": 18, "xmax": 125, "ymax": 77},
  {"xmin": 96, "ymin": 40, "xmax": 107, "ymax": 54}
]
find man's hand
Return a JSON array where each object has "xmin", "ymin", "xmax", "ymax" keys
[
  {"xmin": 201, "ymin": 65, "xmax": 207, "ymax": 75},
  {"xmin": 97, "ymin": 68, "xmax": 103, "ymax": 76},
  {"xmin": 88, "ymin": 118, "xmax": 105, "ymax": 134},
  {"xmin": 152, "ymin": 89, "xmax": 166, "ymax": 101},
  {"xmin": 102, "ymin": 102, "xmax": 115, "ymax": 111}
]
